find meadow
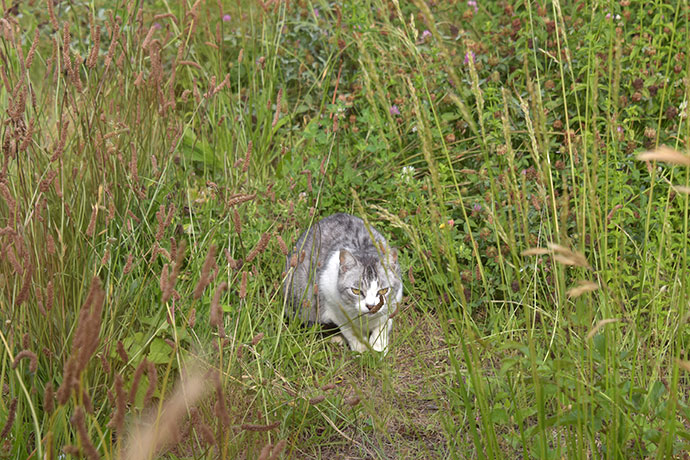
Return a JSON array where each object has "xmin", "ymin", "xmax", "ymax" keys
[{"xmin": 1, "ymin": 0, "xmax": 690, "ymax": 458}]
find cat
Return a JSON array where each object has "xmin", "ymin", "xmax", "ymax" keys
[{"xmin": 283, "ymin": 213, "xmax": 402, "ymax": 354}]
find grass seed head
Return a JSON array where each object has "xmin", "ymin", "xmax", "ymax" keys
[
  {"xmin": 71, "ymin": 407, "xmax": 99, "ymax": 460},
  {"xmin": 193, "ymin": 244, "xmax": 217, "ymax": 300},
  {"xmin": 44, "ymin": 384, "xmax": 54, "ymax": 415},
  {"xmin": 231, "ymin": 208, "xmax": 243, "ymax": 234},
  {"xmin": 239, "ymin": 271, "xmax": 248, "ymax": 299},
  {"xmin": 269, "ymin": 440, "xmax": 287, "ymax": 460},
  {"xmin": 309, "ymin": 395, "xmax": 326, "ymax": 405},
  {"xmin": 129, "ymin": 359, "xmax": 148, "ymax": 404},
  {"xmin": 0, "ymin": 398, "xmax": 17, "ymax": 439},
  {"xmin": 12, "ymin": 350, "xmax": 38, "ymax": 373},
  {"xmin": 144, "ymin": 361, "xmax": 157, "ymax": 406},
  {"xmin": 107, "ymin": 374, "xmax": 126, "ymax": 432},
  {"xmin": 210, "ymin": 282, "xmax": 228, "ymax": 327},
  {"xmin": 246, "ymin": 232, "xmax": 271, "ymax": 262},
  {"xmin": 251, "ymin": 332, "xmax": 264, "ymax": 346},
  {"xmin": 123, "ymin": 253, "xmax": 134, "ymax": 274},
  {"xmin": 117, "ymin": 340, "xmax": 129, "ymax": 363}
]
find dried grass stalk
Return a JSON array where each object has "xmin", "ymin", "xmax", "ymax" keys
[
  {"xmin": 637, "ymin": 146, "xmax": 690, "ymax": 166},
  {"xmin": 586, "ymin": 319, "xmax": 620, "ymax": 340},
  {"xmin": 567, "ymin": 280, "xmax": 599, "ymax": 298},
  {"xmin": 521, "ymin": 247, "xmax": 550, "ymax": 256}
]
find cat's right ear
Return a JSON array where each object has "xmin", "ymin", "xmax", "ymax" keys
[{"xmin": 339, "ymin": 249, "xmax": 356, "ymax": 272}]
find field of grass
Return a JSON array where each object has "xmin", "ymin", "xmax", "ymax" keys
[{"xmin": 2, "ymin": 0, "xmax": 690, "ymax": 458}]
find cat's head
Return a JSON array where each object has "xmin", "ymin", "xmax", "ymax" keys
[{"xmin": 337, "ymin": 248, "xmax": 399, "ymax": 316}]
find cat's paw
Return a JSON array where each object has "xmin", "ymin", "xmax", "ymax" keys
[
  {"xmin": 371, "ymin": 340, "xmax": 388, "ymax": 354},
  {"xmin": 348, "ymin": 339, "xmax": 369, "ymax": 353},
  {"xmin": 330, "ymin": 334, "xmax": 345, "ymax": 346}
]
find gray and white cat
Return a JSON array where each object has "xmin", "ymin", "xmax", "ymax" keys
[{"xmin": 284, "ymin": 213, "xmax": 402, "ymax": 354}]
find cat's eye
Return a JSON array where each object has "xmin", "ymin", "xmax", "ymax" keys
[
  {"xmin": 350, "ymin": 288, "xmax": 361, "ymax": 296},
  {"xmin": 378, "ymin": 288, "xmax": 389, "ymax": 296}
]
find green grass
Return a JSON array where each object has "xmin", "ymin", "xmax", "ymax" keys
[{"xmin": 1, "ymin": 0, "xmax": 690, "ymax": 458}]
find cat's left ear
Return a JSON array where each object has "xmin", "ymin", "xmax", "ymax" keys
[{"xmin": 339, "ymin": 249, "xmax": 357, "ymax": 272}]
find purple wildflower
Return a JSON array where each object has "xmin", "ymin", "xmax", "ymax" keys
[
  {"xmin": 153, "ymin": 22, "xmax": 162, "ymax": 30},
  {"xmin": 314, "ymin": 8, "xmax": 319, "ymax": 18},
  {"xmin": 389, "ymin": 105, "xmax": 401, "ymax": 116},
  {"xmin": 464, "ymin": 51, "xmax": 475, "ymax": 65},
  {"xmin": 472, "ymin": 204, "xmax": 482, "ymax": 212},
  {"xmin": 223, "ymin": 14, "xmax": 231, "ymax": 22},
  {"xmin": 421, "ymin": 30, "xmax": 432, "ymax": 40},
  {"xmin": 468, "ymin": 0, "xmax": 478, "ymax": 13}
]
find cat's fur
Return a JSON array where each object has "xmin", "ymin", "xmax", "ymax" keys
[{"xmin": 284, "ymin": 213, "xmax": 402, "ymax": 354}]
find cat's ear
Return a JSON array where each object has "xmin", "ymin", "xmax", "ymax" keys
[
  {"xmin": 339, "ymin": 249, "xmax": 357, "ymax": 272},
  {"xmin": 390, "ymin": 248, "xmax": 398, "ymax": 265}
]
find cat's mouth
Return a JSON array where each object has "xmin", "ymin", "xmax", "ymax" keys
[{"xmin": 367, "ymin": 297, "xmax": 385, "ymax": 314}]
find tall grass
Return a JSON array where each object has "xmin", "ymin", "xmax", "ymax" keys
[{"xmin": 1, "ymin": 0, "xmax": 689, "ymax": 459}]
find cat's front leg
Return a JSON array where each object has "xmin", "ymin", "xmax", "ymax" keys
[
  {"xmin": 370, "ymin": 318, "xmax": 393, "ymax": 354},
  {"xmin": 339, "ymin": 325, "xmax": 369, "ymax": 353}
]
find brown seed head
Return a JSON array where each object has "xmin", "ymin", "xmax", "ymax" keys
[
  {"xmin": 12, "ymin": 350, "xmax": 38, "ymax": 373},
  {"xmin": 107, "ymin": 374, "xmax": 126, "ymax": 432},
  {"xmin": 193, "ymin": 244, "xmax": 217, "ymax": 299},
  {"xmin": 210, "ymin": 282, "xmax": 228, "ymax": 327},
  {"xmin": 0, "ymin": 398, "xmax": 18, "ymax": 439},
  {"xmin": 71, "ymin": 407, "xmax": 99, "ymax": 460},
  {"xmin": 239, "ymin": 271, "xmax": 248, "ymax": 299}
]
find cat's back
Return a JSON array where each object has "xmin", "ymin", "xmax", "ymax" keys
[{"xmin": 295, "ymin": 213, "xmax": 383, "ymax": 254}]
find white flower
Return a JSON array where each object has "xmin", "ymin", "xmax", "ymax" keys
[{"xmin": 401, "ymin": 166, "xmax": 415, "ymax": 183}]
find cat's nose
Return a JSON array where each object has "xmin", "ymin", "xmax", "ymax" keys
[{"xmin": 365, "ymin": 303, "xmax": 376, "ymax": 311}]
